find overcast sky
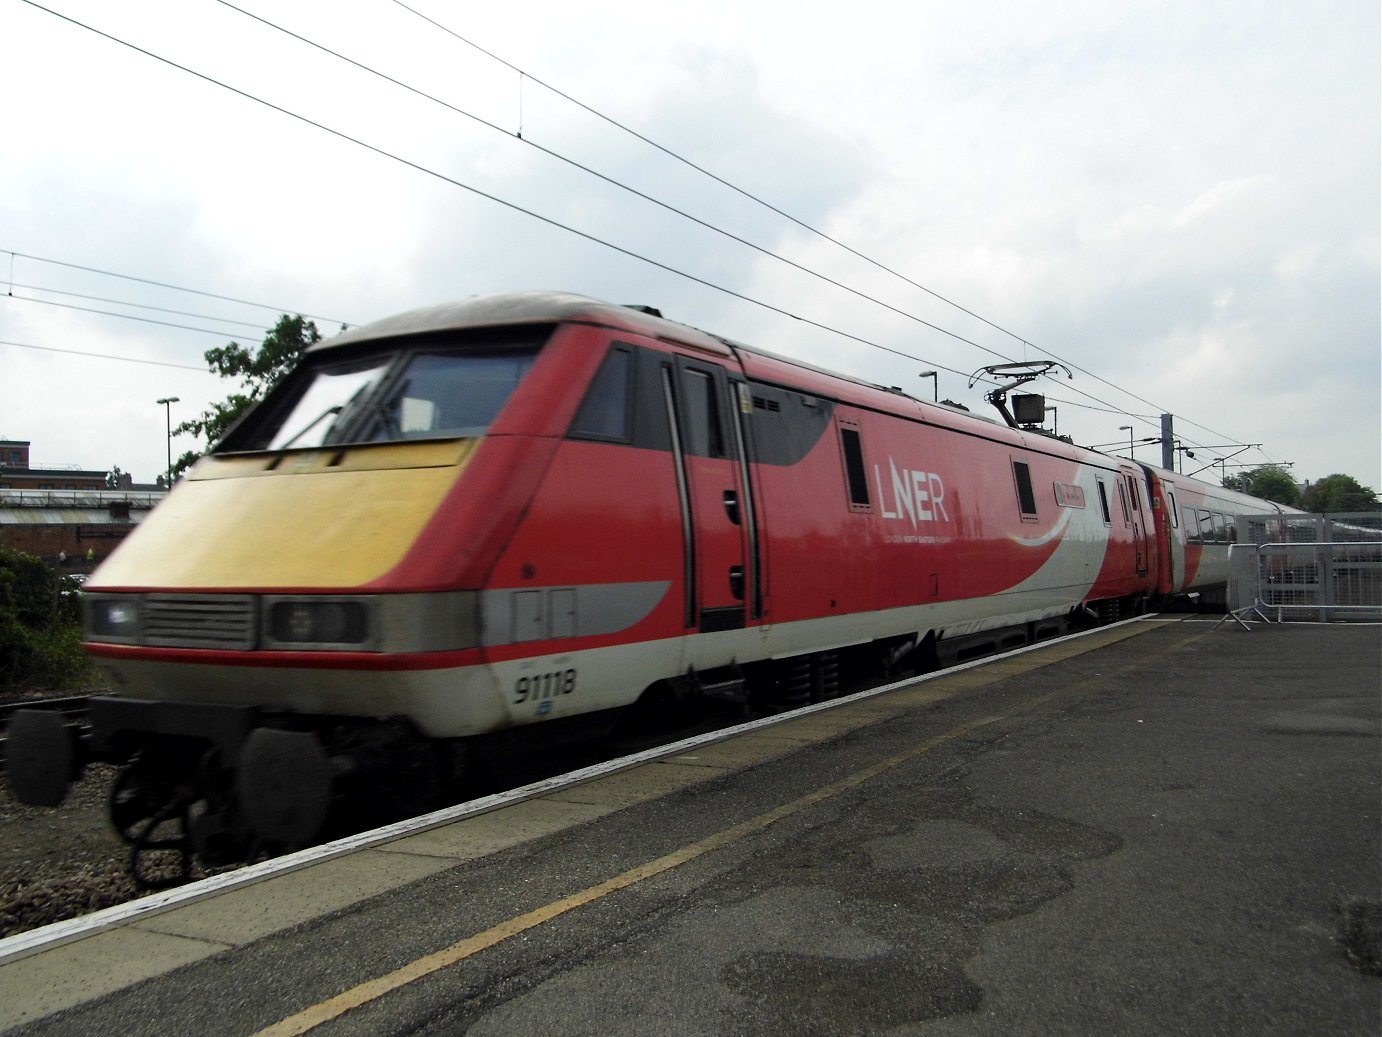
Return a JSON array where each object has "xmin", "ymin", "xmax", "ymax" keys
[{"xmin": 2, "ymin": 0, "xmax": 1378, "ymax": 492}]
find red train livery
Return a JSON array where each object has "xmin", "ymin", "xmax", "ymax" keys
[{"xmin": 6, "ymin": 293, "xmax": 1293, "ymax": 872}]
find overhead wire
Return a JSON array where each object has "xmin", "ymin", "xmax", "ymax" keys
[
  {"xmin": 2, "ymin": 249, "xmax": 353, "ymax": 328},
  {"xmin": 208, "ymin": 0, "xmax": 1014, "ymax": 367},
  {"xmin": 4, "ymin": 281, "xmax": 273, "ymax": 333},
  {"xmin": 4, "ymin": 291, "xmax": 282, "ymax": 339},
  {"xmin": 16, "ymin": 1, "xmax": 1263, "ymax": 470},
  {"xmin": 382, "ymin": 0, "xmax": 1257, "ymax": 454},
  {"xmin": 204, "ymin": 0, "xmax": 1218, "ymax": 446},
  {"xmin": 0, "ymin": 337, "xmax": 215, "ymax": 372},
  {"xmin": 14, "ymin": 0, "xmax": 994, "ymax": 395}
]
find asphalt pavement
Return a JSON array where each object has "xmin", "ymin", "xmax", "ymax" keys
[{"xmin": 3, "ymin": 616, "xmax": 1379, "ymax": 1036}]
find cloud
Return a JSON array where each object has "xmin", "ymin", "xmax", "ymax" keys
[{"xmin": 0, "ymin": 0, "xmax": 1376, "ymax": 488}]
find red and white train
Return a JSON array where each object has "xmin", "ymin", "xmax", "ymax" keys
[{"xmin": 7, "ymin": 293, "xmax": 1294, "ymax": 871}]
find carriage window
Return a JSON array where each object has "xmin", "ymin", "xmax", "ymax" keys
[
  {"xmin": 1012, "ymin": 461, "xmax": 1038, "ymax": 518},
  {"xmin": 840, "ymin": 427, "xmax": 870, "ymax": 507},
  {"xmin": 682, "ymin": 369, "xmax": 725, "ymax": 457},
  {"xmin": 1096, "ymin": 480, "xmax": 1111, "ymax": 524},
  {"xmin": 569, "ymin": 346, "xmax": 633, "ymax": 441},
  {"xmin": 1117, "ymin": 482, "xmax": 1131, "ymax": 524},
  {"xmin": 1211, "ymin": 512, "xmax": 1228, "ymax": 543},
  {"xmin": 1195, "ymin": 509, "xmax": 1215, "ymax": 542},
  {"xmin": 1167, "ymin": 490, "xmax": 1180, "ymax": 528}
]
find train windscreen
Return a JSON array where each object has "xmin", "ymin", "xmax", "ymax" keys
[{"xmin": 220, "ymin": 331, "xmax": 546, "ymax": 452}]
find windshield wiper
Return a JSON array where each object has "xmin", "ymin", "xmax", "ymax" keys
[
  {"xmin": 278, "ymin": 405, "xmax": 343, "ymax": 450},
  {"xmin": 364, "ymin": 379, "xmax": 410, "ymax": 442}
]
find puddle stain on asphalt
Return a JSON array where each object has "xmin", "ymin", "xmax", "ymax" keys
[{"xmin": 719, "ymin": 780, "xmax": 1122, "ymax": 1035}]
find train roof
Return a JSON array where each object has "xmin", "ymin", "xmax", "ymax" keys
[
  {"xmin": 314, "ymin": 294, "xmax": 1181, "ymax": 471},
  {"xmin": 320, "ymin": 292, "xmax": 731, "ymax": 356},
  {"xmin": 319, "ymin": 291, "xmax": 996, "ymax": 422}
]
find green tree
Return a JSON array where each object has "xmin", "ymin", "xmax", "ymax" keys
[
  {"xmin": 0, "ymin": 546, "xmax": 93, "ymax": 688},
  {"xmin": 171, "ymin": 315, "xmax": 321, "ymax": 476},
  {"xmin": 1300, "ymin": 473, "xmax": 1380, "ymax": 514},
  {"xmin": 1223, "ymin": 465, "xmax": 1301, "ymax": 506}
]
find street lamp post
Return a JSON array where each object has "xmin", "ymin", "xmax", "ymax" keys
[
  {"xmin": 1119, "ymin": 425, "xmax": 1134, "ymax": 458},
  {"xmin": 918, "ymin": 370, "xmax": 938, "ymax": 402},
  {"xmin": 156, "ymin": 396, "xmax": 180, "ymax": 487}
]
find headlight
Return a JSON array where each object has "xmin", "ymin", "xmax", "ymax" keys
[
  {"xmin": 85, "ymin": 596, "xmax": 141, "ymax": 642},
  {"xmin": 266, "ymin": 600, "xmax": 370, "ymax": 648}
]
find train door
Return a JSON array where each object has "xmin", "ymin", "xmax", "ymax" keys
[
  {"xmin": 664, "ymin": 356, "xmax": 751, "ymax": 632},
  {"xmin": 1119, "ymin": 468, "xmax": 1149, "ymax": 577},
  {"xmin": 1153, "ymin": 475, "xmax": 1184, "ymax": 593}
]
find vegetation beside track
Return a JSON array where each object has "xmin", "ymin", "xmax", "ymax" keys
[{"xmin": 0, "ymin": 545, "xmax": 103, "ymax": 695}]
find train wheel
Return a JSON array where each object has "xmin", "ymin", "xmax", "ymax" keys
[{"xmin": 109, "ymin": 753, "xmax": 195, "ymax": 888}]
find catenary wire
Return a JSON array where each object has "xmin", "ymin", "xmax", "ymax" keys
[
  {"xmin": 4, "ymin": 292, "xmax": 282, "ymax": 339},
  {"xmin": 4, "ymin": 281, "xmax": 272, "ymax": 333},
  {"xmin": 18, "ymin": 2, "xmax": 1262, "ymax": 470},
  {"xmin": 383, "ymin": 0, "xmax": 1258, "ymax": 452},
  {"xmin": 209, "ymin": 0, "xmax": 1014, "ymax": 366},
  {"xmin": 16, "ymin": 0, "xmax": 996, "ymax": 392},
  {"xmin": 203, "ymin": 0, "xmax": 1234, "ymax": 451},
  {"xmin": 2, "ymin": 249, "xmax": 353, "ymax": 328},
  {"xmin": 0, "ymin": 338, "xmax": 215, "ymax": 372}
]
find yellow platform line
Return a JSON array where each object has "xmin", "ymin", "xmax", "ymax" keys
[{"xmin": 252, "ymin": 681, "xmax": 1084, "ymax": 1037}]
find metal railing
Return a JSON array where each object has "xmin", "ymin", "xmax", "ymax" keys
[
  {"xmin": 1224, "ymin": 525, "xmax": 1382, "ymax": 626},
  {"xmin": 1237, "ymin": 512, "xmax": 1382, "ymax": 546},
  {"xmin": 0, "ymin": 487, "xmax": 165, "ymax": 510}
]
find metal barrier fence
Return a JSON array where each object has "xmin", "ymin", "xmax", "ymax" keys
[
  {"xmin": 1237, "ymin": 511, "xmax": 1382, "ymax": 547},
  {"xmin": 1225, "ymin": 514, "xmax": 1382, "ymax": 625}
]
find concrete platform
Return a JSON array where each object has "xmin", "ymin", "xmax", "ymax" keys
[{"xmin": 1, "ymin": 617, "xmax": 1378, "ymax": 1036}]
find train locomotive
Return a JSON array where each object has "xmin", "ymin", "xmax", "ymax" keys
[{"xmin": 6, "ymin": 292, "xmax": 1294, "ymax": 877}]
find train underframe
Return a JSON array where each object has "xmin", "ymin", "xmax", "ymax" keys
[{"xmin": 8, "ymin": 592, "xmax": 1152, "ymax": 885}]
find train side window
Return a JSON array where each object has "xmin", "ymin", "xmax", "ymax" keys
[
  {"xmin": 1167, "ymin": 490, "xmax": 1180, "ymax": 528},
  {"xmin": 568, "ymin": 346, "xmax": 633, "ymax": 442},
  {"xmin": 1196, "ymin": 509, "xmax": 1214, "ymax": 542},
  {"xmin": 682, "ymin": 369, "xmax": 726, "ymax": 458},
  {"xmin": 839, "ymin": 426, "xmax": 870, "ymax": 508},
  {"xmin": 1116, "ymin": 482, "xmax": 1131, "ymax": 524},
  {"xmin": 1212, "ymin": 512, "xmax": 1228, "ymax": 543},
  {"xmin": 1012, "ymin": 460, "xmax": 1038, "ymax": 519},
  {"xmin": 1182, "ymin": 505, "xmax": 1198, "ymax": 540},
  {"xmin": 1224, "ymin": 513, "xmax": 1238, "ymax": 543},
  {"xmin": 1096, "ymin": 479, "xmax": 1112, "ymax": 524}
]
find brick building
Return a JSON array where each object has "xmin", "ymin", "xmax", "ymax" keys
[
  {"xmin": 0, "ymin": 440, "xmax": 110, "ymax": 492},
  {"xmin": 0, "ymin": 440, "xmax": 167, "ymax": 571}
]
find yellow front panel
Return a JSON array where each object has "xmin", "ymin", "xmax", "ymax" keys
[{"xmin": 93, "ymin": 441, "xmax": 475, "ymax": 590}]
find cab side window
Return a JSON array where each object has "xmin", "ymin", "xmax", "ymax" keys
[
  {"xmin": 570, "ymin": 346, "xmax": 633, "ymax": 442},
  {"xmin": 1012, "ymin": 460, "xmax": 1038, "ymax": 519},
  {"xmin": 839, "ymin": 425, "xmax": 870, "ymax": 508},
  {"xmin": 681, "ymin": 368, "xmax": 726, "ymax": 458}
]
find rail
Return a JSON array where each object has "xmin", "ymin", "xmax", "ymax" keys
[{"xmin": 0, "ymin": 488, "xmax": 165, "ymax": 510}]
